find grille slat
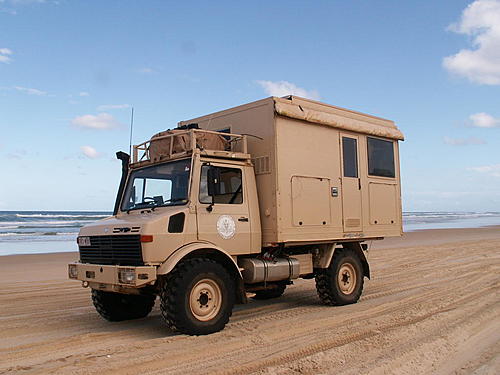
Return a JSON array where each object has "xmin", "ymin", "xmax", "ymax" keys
[{"xmin": 79, "ymin": 235, "xmax": 143, "ymax": 266}]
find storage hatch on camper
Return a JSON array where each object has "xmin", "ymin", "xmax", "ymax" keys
[{"xmin": 291, "ymin": 176, "xmax": 330, "ymax": 226}]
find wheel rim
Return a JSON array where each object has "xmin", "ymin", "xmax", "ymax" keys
[
  {"xmin": 338, "ymin": 262, "xmax": 357, "ymax": 295},
  {"xmin": 189, "ymin": 278, "xmax": 222, "ymax": 322}
]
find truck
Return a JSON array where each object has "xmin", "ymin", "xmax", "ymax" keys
[{"xmin": 68, "ymin": 95, "xmax": 404, "ymax": 335}]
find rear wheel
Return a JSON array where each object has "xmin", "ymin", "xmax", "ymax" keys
[
  {"xmin": 160, "ymin": 258, "xmax": 235, "ymax": 335},
  {"xmin": 252, "ymin": 283, "xmax": 287, "ymax": 300},
  {"xmin": 315, "ymin": 248, "xmax": 364, "ymax": 306},
  {"xmin": 91, "ymin": 290, "xmax": 156, "ymax": 321}
]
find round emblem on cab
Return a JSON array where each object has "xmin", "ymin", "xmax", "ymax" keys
[{"xmin": 216, "ymin": 215, "xmax": 236, "ymax": 240}]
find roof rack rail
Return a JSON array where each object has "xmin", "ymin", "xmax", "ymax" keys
[{"xmin": 132, "ymin": 128, "xmax": 248, "ymax": 164}]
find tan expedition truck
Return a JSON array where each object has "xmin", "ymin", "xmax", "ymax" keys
[{"xmin": 68, "ymin": 96, "xmax": 404, "ymax": 335}]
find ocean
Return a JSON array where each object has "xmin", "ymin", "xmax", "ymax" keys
[
  {"xmin": 0, "ymin": 211, "xmax": 110, "ymax": 256},
  {"xmin": 0, "ymin": 210, "xmax": 499, "ymax": 256}
]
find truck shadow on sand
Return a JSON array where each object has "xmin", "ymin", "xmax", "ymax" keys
[{"xmin": 84, "ymin": 287, "xmax": 323, "ymax": 338}]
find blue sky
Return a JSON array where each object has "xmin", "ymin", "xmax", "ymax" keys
[{"xmin": 1, "ymin": 0, "xmax": 499, "ymax": 212}]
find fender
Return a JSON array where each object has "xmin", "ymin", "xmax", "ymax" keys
[
  {"xmin": 157, "ymin": 241, "xmax": 242, "ymax": 278},
  {"xmin": 314, "ymin": 242, "xmax": 370, "ymax": 279}
]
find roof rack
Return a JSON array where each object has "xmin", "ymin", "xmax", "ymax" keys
[{"xmin": 132, "ymin": 128, "xmax": 248, "ymax": 164}]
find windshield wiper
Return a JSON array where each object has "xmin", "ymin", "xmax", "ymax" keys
[
  {"xmin": 132, "ymin": 201, "xmax": 158, "ymax": 209},
  {"xmin": 126, "ymin": 198, "xmax": 187, "ymax": 212},
  {"xmin": 165, "ymin": 198, "xmax": 187, "ymax": 204}
]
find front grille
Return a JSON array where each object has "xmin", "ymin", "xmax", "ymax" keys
[{"xmin": 79, "ymin": 235, "xmax": 143, "ymax": 266}]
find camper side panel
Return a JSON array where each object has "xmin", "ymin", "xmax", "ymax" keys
[
  {"xmin": 274, "ymin": 116, "xmax": 344, "ymax": 242},
  {"xmin": 275, "ymin": 115, "xmax": 403, "ymax": 243}
]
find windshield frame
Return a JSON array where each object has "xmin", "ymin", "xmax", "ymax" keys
[{"xmin": 120, "ymin": 158, "xmax": 192, "ymax": 212}]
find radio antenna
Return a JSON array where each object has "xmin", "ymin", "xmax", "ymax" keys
[{"xmin": 128, "ymin": 107, "xmax": 134, "ymax": 156}]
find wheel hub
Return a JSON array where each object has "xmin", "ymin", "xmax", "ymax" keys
[
  {"xmin": 189, "ymin": 278, "xmax": 221, "ymax": 321},
  {"xmin": 337, "ymin": 263, "xmax": 357, "ymax": 295}
]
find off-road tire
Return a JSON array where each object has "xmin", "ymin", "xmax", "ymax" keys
[
  {"xmin": 252, "ymin": 283, "xmax": 287, "ymax": 300},
  {"xmin": 315, "ymin": 248, "xmax": 364, "ymax": 306},
  {"xmin": 91, "ymin": 290, "xmax": 156, "ymax": 322},
  {"xmin": 160, "ymin": 258, "xmax": 235, "ymax": 335}
]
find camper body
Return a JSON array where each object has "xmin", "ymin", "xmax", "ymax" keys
[{"xmin": 69, "ymin": 96, "xmax": 404, "ymax": 335}]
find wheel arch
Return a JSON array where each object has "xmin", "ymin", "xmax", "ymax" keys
[
  {"xmin": 157, "ymin": 242, "xmax": 246, "ymax": 303},
  {"xmin": 317, "ymin": 242, "xmax": 370, "ymax": 279},
  {"xmin": 341, "ymin": 242, "xmax": 370, "ymax": 279}
]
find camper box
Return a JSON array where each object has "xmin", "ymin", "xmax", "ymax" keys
[{"xmin": 179, "ymin": 96, "xmax": 404, "ymax": 247}]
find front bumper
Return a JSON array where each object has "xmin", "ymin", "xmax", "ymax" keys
[{"xmin": 68, "ymin": 262, "xmax": 157, "ymax": 288}]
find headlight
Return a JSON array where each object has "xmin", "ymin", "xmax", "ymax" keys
[
  {"xmin": 118, "ymin": 268, "xmax": 136, "ymax": 284},
  {"xmin": 68, "ymin": 264, "xmax": 78, "ymax": 279}
]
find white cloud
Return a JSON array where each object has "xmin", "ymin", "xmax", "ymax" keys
[
  {"xmin": 72, "ymin": 113, "xmax": 121, "ymax": 130},
  {"xmin": 469, "ymin": 112, "xmax": 500, "ymax": 127},
  {"xmin": 444, "ymin": 136, "xmax": 486, "ymax": 145},
  {"xmin": 80, "ymin": 145, "xmax": 100, "ymax": 159},
  {"xmin": 468, "ymin": 163, "xmax": 500, "ymax": 177},
  {"xmin": 2, "ymin": 0, "xmax": 58, "ymax": 14},
  {"xmin": 443, "ymin": 0, "xmax": 500, "ymax": 85},
  {"xmin": 79, "ymin": 91, "xmax": 89, "ymax": 97},
  {"xmin": 0, "ymin": 48, "xmax": 12, "ymax": 63},
  {"xmin": 0, "ymin": 48, "xmax": 12, "ymax": 64},
  {"xmin": 256, "ymin": 80, "xmax": 320, "ymax": 100},
  {"xmin": 97, "ymin": 104, "xmax": 130, "ymax": 111},
  {"xmin": 14, "ymin": 86, "xmax": 47, "ymax": 95},
  {"xmin": 6, "ymin": 149, "xmax": 27, "ymax": 159}
]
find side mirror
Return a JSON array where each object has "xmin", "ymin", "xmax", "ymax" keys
[{"xmin": 207, "ymin": 166, "xmax": 221, "ymax": 197}]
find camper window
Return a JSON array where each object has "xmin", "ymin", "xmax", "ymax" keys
[
  {"xmin": 367, "ymin": 137, "xmax": 395, "ymax": 178},
  {"xmin": 342, "ymin": 137, "xmax": 358, "ymax": 178}
]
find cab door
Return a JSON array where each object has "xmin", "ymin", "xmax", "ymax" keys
[
  {"xmin": 196, "ymin": 163, "xmax": 252, "ymax": 254},
  {"xmin": 340, "ymin": 134, "xmax": 363, "ymax": 232}
]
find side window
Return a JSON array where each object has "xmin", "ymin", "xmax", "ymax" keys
[
  {"xmin": 342, "ymin": 137, "xmax": 358, "ymax": 178},
  {"xmin": 199, "ymin": 165, "xmax": 243, "ymax": 204},
  {"xmin": 367, "ymin": 137, "xmax": 395, "ymax": 178}
]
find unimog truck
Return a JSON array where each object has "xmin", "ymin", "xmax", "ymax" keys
[{"xmin": 68, "ymin": 96, "xmax": 404, "ymax": 335}]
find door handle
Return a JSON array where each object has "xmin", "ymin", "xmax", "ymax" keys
[{"xmin": 238, "ymin": 217, "xmax": 249, "ymax": 222}]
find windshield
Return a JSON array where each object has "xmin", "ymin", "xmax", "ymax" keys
[{"xmin": 121, "ymin": 159, "xmax": 191, "ymax": 211}]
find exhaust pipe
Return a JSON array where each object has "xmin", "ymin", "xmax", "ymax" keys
[{"xmin": 113, "ymin": 151, "xmax": 130, "ymax": 215}]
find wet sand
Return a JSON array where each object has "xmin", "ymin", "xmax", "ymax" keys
[{"xmin": 1, "ymin": 227, "xmax": 499, "ymax": 374}]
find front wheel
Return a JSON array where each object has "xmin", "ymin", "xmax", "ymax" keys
[
  {"xmin": 91, "ymin": 290, "xmax": 156, "ymax": 321},
  {"xmin": 315, "ymin": 248, "xmax": 364, "ymax": 306},
  {"xmin": 160, "ymin": 258, "xmax": 235, "ymax": 335}
]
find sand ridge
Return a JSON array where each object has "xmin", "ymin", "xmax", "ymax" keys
[{"xmin": 0, "ymin": 228, "xmax": 499, "ymax": 374}]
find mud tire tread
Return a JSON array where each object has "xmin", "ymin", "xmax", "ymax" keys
[
  {"xmin": 91, "ymin": 290, "xmax": 155, "ymax": 322},
  {"xmin": 160, "ymin": 258, "xmax": 235, "ymax": 335},
  {"xmin": 315, "ymin": 248, "xmax": 364, "ymax": 306}
]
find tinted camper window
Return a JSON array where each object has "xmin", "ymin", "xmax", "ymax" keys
[
  {"xmin": 342, "ymin": 137, "xmax": 358, "ymax": 178},
  {"xmin": 367, "ymin": 137, "xmax": 395, "ymax": 178}
]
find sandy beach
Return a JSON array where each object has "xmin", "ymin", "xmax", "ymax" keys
[{"xmin": 1, "ymin": 227, "xmax": 499, "ymax": 374}]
